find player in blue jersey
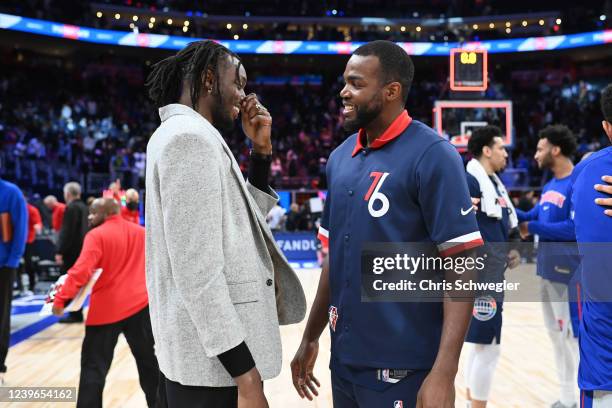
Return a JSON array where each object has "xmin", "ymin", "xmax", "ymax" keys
[
  {"xmin": 572, "ymin": 84, "xmax": 612, "ymax": 408},
  {"xmin": 516, "ymin": 125, "xmax": 579, "ymax": 408},
  {"xmin": 290, "ymin": 40, "xmax": 483, "ymax": 408},
  {"xmin": 463, "ymin": 126, "xmax": 521, "ymax": 408}
]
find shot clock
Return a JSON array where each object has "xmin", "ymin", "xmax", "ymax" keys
[{"xmin": 450, "ymin": 48, "xmax": 488, "ymax": 92}]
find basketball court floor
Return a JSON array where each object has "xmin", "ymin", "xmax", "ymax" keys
[{"xmin": 4, "ymin": 263, "xmax": 573, "ymax": 407}]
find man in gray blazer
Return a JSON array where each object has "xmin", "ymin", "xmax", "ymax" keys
[{"xmin": 145, "ymin": 40, "xmax": 306, "ymax": 407}]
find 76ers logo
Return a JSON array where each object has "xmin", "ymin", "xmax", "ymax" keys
[{"xmin": 364, "ymin": 171, "xmax": 390, "ymax": 218}]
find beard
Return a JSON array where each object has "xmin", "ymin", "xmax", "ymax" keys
[
  {"xmin": 342, "ymin": 93, "xmax": 384, "ymax": 134},
  {"xmin": 211, "ymin": 90, "xmax": 236, "ymax": 134},
  {"xmin": 538, "ymin": 152, "xmax": 553, "ymax": 169}
]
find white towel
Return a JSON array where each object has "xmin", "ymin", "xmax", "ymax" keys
[{"xmin": 466, "ymin": 159, "xmax": 518, "ymax": 229}]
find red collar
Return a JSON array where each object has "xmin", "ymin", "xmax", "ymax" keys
[{"xmin": 351, "ymin": 110, "xmax": 412, "ymax": 157}]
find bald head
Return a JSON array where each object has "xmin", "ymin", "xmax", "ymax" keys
[
  {"xmin": 43, "ymin": 195, "xmax": 58, "ymax": 210},
  {"xmin": 125, "ymin": 188, "xmax": 139, "ymax": 203},
  {"xmin": 88, "ymin": 198, "xmax": 120, "ymax": 228}
]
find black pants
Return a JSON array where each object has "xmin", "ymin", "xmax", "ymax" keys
[
  {"xmin": 0, "ymin": 268, "xmax": 15, "ymax": 373},
  {"xmin": 162, "ymin": 372, "xmax": 240, "ymax": 408},
  {"xmin": 77, "ymin": 306, "xmax": 159, "ymax": 408},
  {"xmin": 17, "ymin": 244, "xmax": 36, "ymax": 292}
]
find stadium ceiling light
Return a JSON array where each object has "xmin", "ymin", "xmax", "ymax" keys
[
  {"xmin": 472, "ymin": 24, "xmax": 478, "ymax": 30},
  {"xmin": 226, "ymin": 23, "xmax": 232, "ymax": 29},
  {"xmin": 332, "ymin": 9, "xmax": 337, "ymax": 15},
  {"xmin": 539, "ymin": 19, "xmax": 545, "ymax": 26},
  {"xmin": 133, "ymin": 15, "xmax": 138, "ymax": 22},
  {"xmin": 243, "ymin": 23, "xmax": 248, "ymax": 29},
  {"xmin": 415, "ymin": 26, "xmax": 422, "ymax": 32},
  {"xmin": 489, "ymin": 22, "xmax": 494, "ymax": 29},
  {"xmin": 148, "ymin": 22, "xmax": 154, "ymax": 29},
  {"xmin": 184, "ymin": 21, "xmax": 190, "ymax": 26},
  {"xmin": 115, "ymin": 13, "xmax": 121, "ymax": 20},
  {"xmin": 385, "ymin": 25, "xmax": 391, "ymax": 32},
  {"xmin": 522, "ymin": 20, "xmax": 527, "ymax": 27},
  {"xmin": 167, "ymin": 18, "xmax": 173, "ymax": 25},
  {"xmin": 129, "ymin": 23, "xmax": 135, "ymax": 29},
  {"xmin": 96, "ymin": 11, "xmax": 102, "ymax": 18},
  {"xmin": 506, "ymin": 27, "xmax": 511, "ymax": 34},
  {"xmin": 601, "ymin": 15, "xmax": 607, "ymax": 21},
  {"xmin": 183, "ymin": 26, "xmax": 188, "ymax": 32},
  {"xmin": 556, "ymin": 18, "xmax": 562, "ymax": 24},
  {"xmin": 233, "ymin": 34, "xmax": 239, "ymax": 39},
  {"xmin": 150, "ymin": 17, "xmax": 156, "ymax": 23},
  {"xmin": 400, "ymin": 26, "xmax": 406, "ymax": 32}
]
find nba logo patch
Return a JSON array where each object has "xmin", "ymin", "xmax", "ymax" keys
[
  {"xmin": 473, "ymin": 296, "xmax": 497, "ymax": 321},
  {"xmin": 328, "ymin": 306, "xmax": 338, "ymax": 332},
  {"xmin": 393, "ymin": 400, "xmax": 403, "ymax": 408}
]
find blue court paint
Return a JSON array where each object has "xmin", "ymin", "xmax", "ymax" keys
[
  {"xmin": 9, "ymin": 296, "xmax": 90, "ymax": 347},
  {"xmin": 9, "ymin": 315, "xmax": 59, "ymax": 347}
]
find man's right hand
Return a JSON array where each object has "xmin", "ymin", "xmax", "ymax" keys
[
  {"xmin": 235, "ymin": 367, "xmax": 268, "ymax": 408},
  {"xmin": 290, "ymin": 339, "xmax": 321, "ymax": 400}
]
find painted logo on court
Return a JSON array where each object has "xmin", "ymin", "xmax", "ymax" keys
[
  {"xmin": 473, "ymin": 295, "xmax": 497, "ymax": 321},
  {"xmin": 365, "ymin": 171, "xmax": 390, "ymax": 218},
  {"xmin": 328, "ymin": 305, "xmax": 338, "ymax": 332},
  {"xmin": 393, "ymin": 400, "xmax": 404, "ymax": 408}
]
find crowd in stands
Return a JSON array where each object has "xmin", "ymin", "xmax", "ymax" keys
[{"xmin": 0, "ymin": 49, "xmax": 609, "ymax": 200}]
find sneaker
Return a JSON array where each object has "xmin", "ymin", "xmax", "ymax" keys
[{"xmin": 551, "ymin": 401, "xmax": 577, "ymax": 408}]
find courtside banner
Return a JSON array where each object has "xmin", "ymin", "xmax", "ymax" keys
[
  {"xmin": 360, "ymin": 242, "xmax": 611, "ymax": 302},
  {"xmin": 273, "ymin": 232, "xmax": 318, "ymax": 263}
]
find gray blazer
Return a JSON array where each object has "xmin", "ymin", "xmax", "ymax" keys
[{"xmin": 145, "ymin": 104, "xmax": 306, "ymax": 387}]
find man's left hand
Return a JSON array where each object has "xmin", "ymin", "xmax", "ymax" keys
[
  {"xmin": 594, "ymin": 175, "xmax": 612, "ymax": 217},
  {"xmin": 416, "ymin": 369, "xmax": 455, "ymax": 408},
  {"xmin": 51, "ymin": 304, "xmax": 65, "ymax": 317},
  {"xmin": 241, "ymin": 93, "xmax": 272, "ymax": 155},
  {"xmin": 507, "ymin": 249, "xmax": 521, "ymax": 269},
  {"xmin": 519, "ymin": 222, "xmax": 530, "ymax": 240}
]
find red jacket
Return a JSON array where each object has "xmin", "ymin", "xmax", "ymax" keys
[
  {"xmin": 54, "ymin": 215, "xmax": 148, "ymax": 325},
  {"xmin": 26, "ymin": 204, "xmax": 42, "ymax": 244},
  {"xmin": 52, "ymin": 203, "xmax": 66, "ymax": 232},
  {"xmin": 121, "ymin": 206, "xmax": 140, "ymax": 224}
]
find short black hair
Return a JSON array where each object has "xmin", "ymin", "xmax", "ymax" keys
[
  {"xmin": 353, "ymin": 40, "xmax": 414, "ymax": 104},
  {"xmin": 539, "ymin": 124, "xmax": 577, "ymax": 158},
  {"xmin": 601, "ymin": 83, "xmax": 612, "ymax": 123},
  {"xmin": 146, "ymin": 40, "xmax": 241, "ymax": 110},
  {"xmin": 467, "ymin": 125, "xmax": 503, "ymax": 158}
]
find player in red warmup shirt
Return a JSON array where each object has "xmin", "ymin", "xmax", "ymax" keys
[{"xmin": 52, "ymin": 198, "xmax": 159, "ymax": 407}]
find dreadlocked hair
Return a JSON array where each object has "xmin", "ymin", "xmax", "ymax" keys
[{"xmin": 145, "ymin": 40, "xmax": 241, "ymax": 110}]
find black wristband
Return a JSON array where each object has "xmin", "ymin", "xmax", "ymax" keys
[
  {"xmin": 217, "ymin": 341, "xmax": 256, "ymax": 378},
  {"xmin": 248, "ymin": 150, "xmax": 272, "ymax": 193},
  {"xmin": 250, "ymin": 149, "xmax": 272, "ymax": 162}
]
